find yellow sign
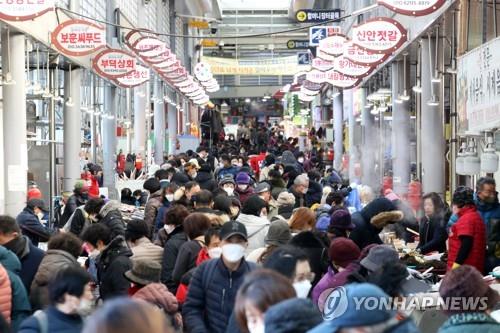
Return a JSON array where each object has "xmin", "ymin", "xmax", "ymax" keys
[
  {"xmin": 201, "ymin": 39, "xmax": 218, "ymax": 47},
  {"xmin": 296, "ymin": 10, "xmax": 307, "ymax": 22},
  {"xmin": 188, "ymin": 20, "xmax": 209, "ymax": 29},
  {"xmin": 200, "ymin": 56, "xmax": 311, "ymax": 76}
]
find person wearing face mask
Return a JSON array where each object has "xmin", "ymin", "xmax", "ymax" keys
[
  {"xmin": 16, "ymin": 199, "xmax": 56, "ymax": 247},
  {"xmin": 172, "ymin": 181, "xmax": 201, "ymax": 210},
  {"xmin": 263, "ymin": 245, "xmax": 314, "ymax": 299},
  {"xmin": 236, "ymin": 196, "xmax": 270, "ymax": 255},
  {"xmin": 183, "ymin": 221, "xmax": 256, "ymax": 333},
  {"xmin": 196, "ymin": 146, "xmax": 218, "ymax": 172},
  {"xmin": 235, "ymin": 172, "xmax": 254, "ymax": 205},
  {"xmin": 233, "ymin": 269, "xmax": 296, "ymax": 333},
  {"xmin": 18, "ymin": 266, "xmax": 93, "ymax": 333},
  {"xmin": 154, "ymin": 183, "xmax": 179, "ymax": 236},
  {"xmin": 217, "ymin": 175, "xmax": 238, "ymax": 199},
  {"xmin": 216, "ymin": 155, "xmax": 240, "ymax": 182},
  {"xmin": 125, "ymin": 220, "xmax": 163, "ymax": 266}
]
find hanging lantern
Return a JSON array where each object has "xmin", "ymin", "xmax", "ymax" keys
[
  {"xmin": 455, "ymin": 142, "xmax": 467, "ymax": 175},
  {"xmin": 463, "ymin": 139, "xmax": 480, "ymax": 175},
  {"xmin": 481, "ymin": 134, "xmax": 499, "ymax": 173}
]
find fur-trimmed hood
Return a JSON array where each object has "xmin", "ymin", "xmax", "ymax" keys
[
  {"xmin": 370, "ymin": 210, "xmax": 404, "ymax": 229},
  {"xmin": 359, "ymin": 198, "xmax": 402, "ymax": 228}
]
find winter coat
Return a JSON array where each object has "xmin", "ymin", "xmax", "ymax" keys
[
  {"xmin": 289, "ymin": 232, "xmax": 329, "ymax": 288},
  {"xmin": 30, "ymin": 249, "xmax": 77, "ymax": 311},
  {"xmin": 172, "ymin": 240, "xmax": 203, "ymax": 285},
  {"xmin": 18, "ymin": 306, "xmax": 83, "ymax": 333},
  {"xmin": 130, "ymin": 237, "xmax": 163, "ymax": 265},
  {"xmin": 269, "ymin": 178, "xmax": 287, "ymax": 200},
  {"xmin": 99, "ymin": 201, "xmax": 126, "ymax": 240},
  {"xmin": 236, "ymin": 213, "xmax": 270, "ymax": 255},
  {"xmin": 447, "ymin": 205, "xmax": 486, "ymax": 273},
  {"xmin": 154, "ymin": 200, "xmax": 172, "ymax": 235},
  {"xmin": 235, "ymin": 186, "xmax": 254, "ymax": 206},
  {"xmin": 196, "ymin": 170, "xmax": 217, "ymax": 192},
  {"xmin": 3, "ymin": 236, "xmax": 44, "ymax": 294},
  {"xmin": 182, "ymin": 258, "xmax": 256, "ymax": 333},
  {"xmin": 161, "ymin": 227, "xmax": 187, "ymax": 293},
  {"xmin": 60, "ymin": 193, "xmax": 87, "ymax": 228},
  {"xmin": 0, "ymin": 246, "xmax": 31, "ymax": 331},
  {"xmin": 313, "ymin": 263, "xmax": 360, "ymax": 310},
  {"xmin": 155, "ymin": 228, "xmax": 169, "ymax": 247},
  {"xmin": 349, "ymin": 198, "xmax": 404, "ymax": 250},
  {"xmin": 281, "ymin": 151, "xmax": 300, "ymax": 172},
  {"xmin": 475, "ymin": 196, "xmax": 500, "ymax": 266},
  {"xmin": 216, "ymin": 166, "xmax": 239, "ymax": 182},
  {"xmin": 274, "ymin": 205, "xmax": 295, "ymax": 221},
  {"xmin": 144, "ymin": 190, "xmax": 164, "ymax": 238},
  {"xmin": 289, "ymin": 188, "xmax": 306, "ymax": 209},
  {"xmin": 16, "ymin": 208, "xmax": 55, "ymax": 247},
  {"xmin": 68, "ymin": 207, "xmax": 94, "ymax": 237},
  {"xmin": 96, "ymin": 236, "xmax": 133, "ymax": 300},
  {"xmin": 0, "ymin": 264, "xmax": 11, "ymax": 324},
  {"xmin": 306, "ymin": 180, "xmax": 323, "ymax": 207},
  {"xmin": 133, "ymin": 283, "xmax": 182, "ymax": 330},
  {"xmin": 417, "ymin": 214, "xmax": 448, "ymax": 254},
  {"xmin": 438, "ymin": 312, "xmax": 500, "ymax": 333}
]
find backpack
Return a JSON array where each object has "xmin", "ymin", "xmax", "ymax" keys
[{"xmin": 34, "ymin": 310, "xmax": 48, "ymax": 333}]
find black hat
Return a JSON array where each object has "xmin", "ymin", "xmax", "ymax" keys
[
  {"xmin": 452, "ymin": 186, "xmax": 475, "ymax": 207},
  {"xmin": 125, "ymin": 219, "xmax": 149, "ymax": 240},
  {"xmin": 124, "ymin": 260, "xmax": 161, "ymax": 286},
  {"xmin": 27, "ymin": 198, "xmax": 48, "ymax": 212},
  {"xmin": 219, "ymin": 220, "xmax": 248, "ymax": 241},
  {"xmin": 143, "ymin": 177, "xmax": 161, "ymax": 193}
]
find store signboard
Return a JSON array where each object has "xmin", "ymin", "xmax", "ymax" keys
[
  {"xmin": 343, "ymin": 41, "xmax": 388, "ymax": 66},
  {"xmin": 317, "ymin": 49, "xmax": 337, "ymax": 61},
  {"xmin": 92, "ymin": 49, "xmax": 136, "ymax": 79},
  {"xmin": 312, "ymin": 57, "xmax": 335, "ymax": 71},
  {"xmin": 352, "ymin": 17, "xmax": 407, "ymax": 54},
  {"xmin": 334, "ymin": 55, "xmax": 374, "ymax": 78},
  {"xmin": 318, "ymin": 34, "xmax": 347, "ymax": 56},
  {"xmin": 133, "ymin": 37, "xmax": 168, "ymax": 58},
  {"xmin": 51, "ymin": 19, "xmax": 106, "ymax": 57},
  {"xmin": 457, "ymin": 36, "xmax": 500, "ymax": 133},
  {"xmin": 0, "ymin": 0, "xmax": 53, "ymax": 21},
  {"xmin": 201, "ymin": 55, "xmax": 310, "ymax": 75},
  {"xmin": 296, "ymin": 9, "xmax": 341, "ymax": 23},
  {"xmin": 114, "ymin": 64, "xmax": 149, "ymax": 88},
  {"xmin": 306, "ymin": 69, "xmax": 360, "ymax": 88},
  {"xmin": 378, "ymin": 0, "xmax": 446, "ymax": 16}
]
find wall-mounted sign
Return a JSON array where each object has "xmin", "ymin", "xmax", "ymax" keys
[
  {"xmin": 318, "ymin": 34, "xmax": 348, "ymax": 56},
  {"xmin": 334, "ymin": 55, "xmax": 374, "ymax": 78},
  {"xmin": 287, "ymin": 40, "xmax": 310, "ymax": 49},
  {"xmin": 343, "ymin": 41, "xmax": 389, "ymax": 66},
  {"xmin": 378, "ymin": 0, "xmax": 446, "ymax": 16},
  {"xmin": 92, "ymin": 49, "xmax": 136, "ymax": 79},
  {"xmin": 114, "ymin": 64, "xmax": 149, "ymax": 88},
  {"xmin": 194, "ymin": 62, "xmax": 213, "ymax": 81},
  {"xmin": 51, "ymin": 19, "xmax": 106, "ymax": 57},
  {"xmin": 352, "ymin": 17, "xmax": 407, "ymax": 54},
  {"xmin": 295, "ymin": 9, "xmax": 341, "ymax": 23},
  {"xmin": 201, "ymin": 39, "xmax": 218, "ymax": 47},
  {"xmin": 306, "ymin": 69, "xmax": 360, "ymax": 88},
  {"xmin": 0, "ymin": 0, "xmax": 53, "ymax": 21},
  {"xmin": 312, "ymin": 57, "xmax": 335, "ymax": 71},
  {"xmin": 297, "ymin": 51, "xmax": 312, "ymax": 65},
  {"xmin": 188, "ymin": 20, "xmax": 209, "ymax": 29},
  {"xmin": 309, "ymin": 26, "xmax": 342, "ymax": 46}
]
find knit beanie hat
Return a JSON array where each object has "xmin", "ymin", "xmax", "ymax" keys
[
  {"xmin": 265, "ymin": 220, "xmax": 292, "ymax": 246},
  {"xmin": 241, "ymin": 195, "xmax": 267, "ymax": 216},
  {"xmin": 329, "ymin": 237, "xmax": 361, "ymax": 268},
  {"xmin": 360, "ymin": 245, "xmax": 399, "ymax": 272},
  {"xmin": 277, "ymin": 192, "xmax": 295, "ymax": 207},
  {"xmin": 328, "ymin": 209, "xmax": 355, "ymax": 231},
  {"xmin": 143, "ymin": 177, "xmax": 161, "ymax": 193},
  {"xmin": 439, "ymin": 265, "xmax": 499, "ymax": 314},
  {"xmin": 235, "ymin": 172, "xmax": 251, "ymax": 185},
  {"xmin": 265, "ymin": 298, "xmax": 323, "ymax": 333},
  {"xmin": 27, "ymin": 188, "xmax": 43, "ymax": 200}
]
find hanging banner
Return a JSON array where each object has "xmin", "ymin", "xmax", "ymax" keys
[
  {"xmin": 317, "ymin": 49, "xmax": 337, "ymax": 61},
  {"xmin": 343, "ymin": 41, "xmax": 389, "ymax": 66},
  {"xmin": 303, "ymin": 80, "xmax": 322, "ymax": 91},
  {"xmin": 206, "ymin": 85, "xmax": 219, "ymax": 93},
  {"xmin": 378, "ymin": 0, "xmax": 446, "ymax": 17},
  {"xmin": 295, "ymin": 8, "xmax": 341, "ymax": 23},
  {"xmin": 352, "ymin": 17, "xmax": 407, "ymax": 54},
  {"xmin": 114, "ymin": 64, "xmax": 150, "ymax": 88},
  {"xmin": 457, "ymin": 36, "xmax": 500, "ymax": 133},
  {"xmin": 312, "ymin": 57, "xmax": 335, "ymax": 71},
  {"xmin": 51, "ymin": 19, "xmax": 106, "ymax": 57},
  {"xmin": 318, "ymin": 34, "xmax": 348, "ymax": 56},
  {"xmin": 0, "ymin": 0, "xmax": 53, "ymax": 21},
  {"xmin": 133, "ymin": 37, "xmax": 168, "ymax": 58},
  {"xmin": 334, "ymin": 55, "xmax": 374, "ymax": 78},
  {"xmin": 92, "ymin": 49, "xmax": 136, "ymax": 79},
  {"xmin": 200, "ymin": 56, "xmax": 310, "ymax": 75},
  {"xmin": 306, "ymin": 69, "xmax": 360, "ymax": 88},
  {"xmin": 293, "ymin": 71, "xmax": 308, "ymax": 85}
]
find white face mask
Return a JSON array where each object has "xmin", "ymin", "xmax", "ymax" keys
[
  {"xmin": 238, "ymin": 184, "xmax": 248, "ymax": 191},
  {"xmin": 248, "ymin": 320, "xmax": 265, "ymax": 333},
  {"xmin": 279, "ymin": 169, "xmax": 284, "ymax": 175},
  {"xmin": 222, "ymin": 243, "xmax": 246, "ymax": 263},
  {"xmin": 293, "ymin": 280, "xmax": 312, "ymax": 298},
  {"xmin": 190, "ymin": 172, "xmax": 198, "ymax": 179},
  {"xmin": 164, "ymin": 224, "xmax": 176, "ymax": 234},
  {"xmin": 165, "ymin": 194, "xmax": 174, "ymax": 202},
  {"xmin": 77, "ymin": 298, "xmax": 94, "ymax": 315},
  {"xmin": 298, "ymin": 157, "xmax": 304, "ymax": 163},
  {"xmin": 224, "ymin": 187, "xmax": 234, "ymax": 196},
  {"xmin": 302, "ymin": 187, "xmax": 309, "ymax": 194},
  {"xmin": 208, "ymin": 247, "xmax": 223, "ymax": 259},
  {"xmin": 36, "ymin": 212, "xmax": 44, "ymax": 221}
]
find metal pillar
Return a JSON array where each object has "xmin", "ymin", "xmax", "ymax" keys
[
  {"xmin": 48, "ymin": 66, "xmax": 57, "ymax": 221},
  {"xmin": 134, "ymin": 86, "xmax": 146, "ymax": 155},
  {"xmin": 153, "ymin": 80, "xmax": 164, "ymax": 164},
  {"xmin": 360, "ymin": 88, "xmax": 377, "ymax": 189},
  {"xmin": 167, "ymin": 102, "xmax": 177, "ymax": 155},
  {"xmin": 2, "ymin": 31, "xmax": 27, "ymax": 215},
  {"xmin": 421, "ymin": 37, "xmax": 445, "ymax": 195},
  {"xmin": 63, "ymin": 67, "xmax": 82, "ymax": 192},
  {"xmin": 344, "ymin": 89, "xmax": 356, "ymax": 181},
  {"xmin": 391, "ymin": 61, "xmax": 411, "ymax": 196},
  {"xmin": 333, "ymin": 93, "xmax": 343, "ymax": 171}
]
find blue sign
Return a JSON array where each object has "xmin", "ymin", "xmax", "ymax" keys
[
  {"xmin": 309, "ymin": 27, "xmax": 327, "ymax": 46},
  {"xmin": 297, "ymin": 51, "xmax": 311, "ymax": 65}
]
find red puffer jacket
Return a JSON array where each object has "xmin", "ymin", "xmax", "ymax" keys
[{"xmin": 0, "ymin": 264, "xmax": 12, "ymax": 323}]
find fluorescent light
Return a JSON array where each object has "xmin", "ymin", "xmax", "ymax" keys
[
  {"xmin": 394, "ymin": 98, "xmax": 403, "ymax": 104},
  {"xmin": 399, "ymin": 90, "xmax": 410, "ymax": 101},
  {"xmin": 221, "ymin": 101, "xmax": 228, "ymax": 107},
  {"xmin": 370, "ymin": 107, "xmax": 378, "ymax": 115},
  {"xmin": 431, "ymin": 75, "xmax": 441, "ymax": 83},
  {"xmin": 376, "ymin": 88, "xmax": 391, "ymax": 95},
  {"xmin": 384, "ymin": 116, "xmax": 393, "ymax": 121},
  {"xmin": 365, "ymin": 102, "xmax": 373, "ymax": 109},
  {"xmin": 245, "ymin": 98, "xmax": 251, "ymax": 103},
  {"xmin": 427, "ymin": 95, "xmax": 440, "ymax": 106}
]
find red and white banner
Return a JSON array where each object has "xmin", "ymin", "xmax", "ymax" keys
[
  {"xmin": 352, "ymin": 17, "xmax": 407, "ymax": 54},
  {"xmin": 317, "ymin": 49, "xmax": 337, "ymax": 61},
  {"xmin": 92, "ymin": 49, "xmax": 136, "ymax": 79},
  {"xmin": 312, "ymin": 57, "xmax": 335, "ymax": 71},
  {"xmin": 51, "ymin": 19, "xmax": 106, "ymax": 57},
  {"xmin": 343, "ymin": 41, "xmax": 388, "ymax": 66},
  {"xmin": 378, "ymin": 0, "xmax": 446, "ymax": 16},
  {"xmin": 114, "ymin": 64, "xmax": 150, "ymax": 88},
  {"xmin": 0, "ymin": 0, "xmax": 53, "ymax": 21},
  {"xmin": 334, "ymin": 55, "xmax": 374, "ymax": 78},
  {"xmin": 318, "ymin": 34, "xmax": 348, "ymax": 56},
  {"xmin": 205, "ymin": 85, "xmax": 220, "ymax": 93},
  {"xmin": 306, "ymin": 69, "xmax": 360, "ymax": 88},
  {"xmin": 174, "ymin": 77, "xmax": 194, "ymax": 87},
  {"xmin": 132, "ymin": 37, "xmax": 168, "ymax": 58},
  {"xmin": 179, "ymin": 83, "xmax": 201, "ymax": 94}
]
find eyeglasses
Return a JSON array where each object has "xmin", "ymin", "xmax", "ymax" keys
[{"xmin": 295, "ymin": 272, "xmax": 315, "ymax": 283}]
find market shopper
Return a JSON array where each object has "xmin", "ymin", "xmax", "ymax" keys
[
  {"xmin": 236, "ymin": 195, "xmax": 270, "ymax": 255},
  {"xmin": 447, "ymin": 187, "xmax": 486, "ymax": 273},
  {"xmin": 417, "ymin": 192, "xmax": 448, "ymax": 254},
  {"xmin": 16, "ymin": 199, "xmax": 55, "ymax": 247}
]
